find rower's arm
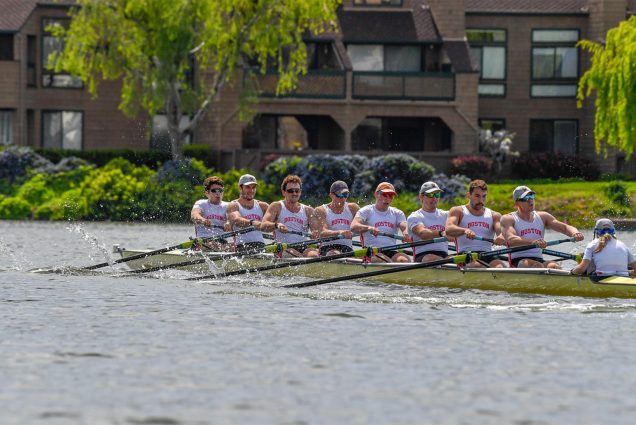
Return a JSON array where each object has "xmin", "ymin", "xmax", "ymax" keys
[
  {"xmin": 571, "ymin": 258, "xmax": 590, "ymax": 275},
  {"xmin": 501, "ymin": 213, "xmax": 525, "ymax": 246},
  {"xmin": 444, "ymin": 206, "xmax": 465, "ymax": 237},
  {"xmin": 491, "ymin": 212, "xmax": 506, "ymax": 246},
  {"xmin": 304, "ymin": 206, "xmax": 320, "ymax": 238},
  {"xmin": 261, "ymin": 202, "xmax": 281, "ymax": 232},
  {"xmin": 542, "ymin": 212, "xmax": 584, "ymax": 241},
  {"xmin": 191, "ymin": 206, "xmax": 207, "ymax": 227},
  {"xmin": 227, "ymin": 202, "xmax": 245, "ymax": 228}
]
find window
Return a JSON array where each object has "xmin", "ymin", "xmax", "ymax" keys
[
  {"xmin": 0, "ymin": 33, "xmax": 14, "ymax": 60},
  {"xmin": 529, "ymin": 119, "xmax": 578, "ymax": 154},
  {"xmin": 479, "ymin": 119, "xmax": 505, "ymax": 132},
  {"xmin": 467, "ymin": 29, "xmax": 506, "ymax": 97},
  {"xmin": 42, "ymin": 18, "xmax": 82, "ymax": 88},
  {"xmin": 353, "ymin": 0, "xmax": 403, "ymax": 5},
  {"xmin": 42, "ymin": 111, "xmax": 83, "ymax": 149},
  {"xmin": 151, "ymin": 114, "xmax": 191, "ymax": 150},
  {"xmin": 306, "ymin": 43, "xmax": 341, "ymax": 70},
  {"xmin": 0, "ymin": 110, "xmax": 13, "ymax": 145},
  {"xmin": 27, "ymin": 35, "xmax": 37, "ymax": 86},
  {"xmin": 347, "ymin": 44, "xmax": 421, "ymax": 72},
  {"xmin": 531, "ymin": 29, "xmax": 578, "ymax": 97}
]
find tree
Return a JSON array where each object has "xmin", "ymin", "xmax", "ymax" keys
[
  {"xmin": 578, "ymin": 16, "xmax": 636, "ymax": 158},
  {"xmin": 50, "ymin": 0, "xmax": 340, "ymax": 160}
]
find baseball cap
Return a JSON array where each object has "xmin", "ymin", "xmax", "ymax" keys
[
  {"xmin": 238, "ymin": 174, "xmax": 258, "ymax": 186},
  {"xmin": 375, "ymin": 182, "xmax": 397, "ymax": 195},
  {"xmin": 594, "ymin": 218, "xmax": 615, "ymax": 231},
  {"xmin": 420, "ymin": 181, "xmax": 443, "ymax": 194},
  {"xmin": 512, "ymin": 185, "xmax": 534, "ymax": 201},
  {"xmin": 329, "ymin": 180, "xmax": 349, "ymax": 194}
]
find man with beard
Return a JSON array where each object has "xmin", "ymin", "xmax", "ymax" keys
[
  {"xmin": 350, "ymin": 182, "xmax": 412, "ymax": 263},
  {"xmin": 501, "ymin": 185, "xmax": 584, "ymax": 268},
  {"xmin": 227, "ymin": 174, "xmax": 269, "ymax": 253},
  {"xmin": 445, "ymin": 179, "xmax": 506, "ymax": 268},
  {"xmin": 312, "ymin": 180, "xmax": 360, "ymax": 256},
  {"xmin": 261, "ymin": 175, "xmax": 320, "ymax": 258}
]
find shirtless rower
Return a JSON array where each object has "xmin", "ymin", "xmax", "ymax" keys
[
  {"xmin": 445, "ymin": 179, "xmax": 506, "ymax": 268},
  {"xmin": 312, "ymin": 180, "xmax": 360, "ymax": 256},
  {"xmin": 261, "ymin": 175, "xmax": 320, "ymax": 258},
  {"xmin": 350, "ymin": 182, "xmax": 412, "ymax": 263},
  {"xmin": 190, "ymin": 176, "xmax": 230, "ymax": 250},
  {"xmin": 501, "ymin": 185, "xmax": 584, "ymax": 268},
  {"xmin": 227, "ymin": 174, "xmax": 269, "ymax": 253}
]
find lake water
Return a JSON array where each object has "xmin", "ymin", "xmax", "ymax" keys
[{"xmin": 2, "ymin": 220, "xmax": 636, "ymax": 425}]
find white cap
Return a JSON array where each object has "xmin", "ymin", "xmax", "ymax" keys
[
  {"xmin": 512, "ymin": 185, "xmax": 534, "ymax": 201},
  {"xmin": 594, "ymin": 218, "xmax": 615, "ymax": 231},
  {"xmin": 419, "ymin": 181, "xmax": 443, "ymax": 194},
  {"xmin": 238, "ymin": 174, "xmax": 258, "ymax": 186}
]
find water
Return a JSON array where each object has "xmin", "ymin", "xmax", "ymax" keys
[{"xmin": 2, "ymin": 221, "xmax": 636, "ymax": 425}]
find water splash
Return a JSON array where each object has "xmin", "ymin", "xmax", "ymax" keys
[{"xmin": 67, "ymin": 223, "xmax": 113, "ymax": 265}]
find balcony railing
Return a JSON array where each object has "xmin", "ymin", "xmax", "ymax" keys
[
  {"xmin": 256, "ymin": 70, "xmax": 346, "ymax": 99},
  {"xmin": 352, "ymin": 71, "xmax": 455, "ymax": 100}
]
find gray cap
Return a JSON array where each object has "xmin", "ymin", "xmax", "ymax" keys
[
  {"xmin": 238, "ymin": 174, "xmax": 258, "ymax": 186},
  {"xmin": 594, "ymin": 218, "xmax": 615, "ymax": 230},
  {"xmin": 419, "ymin": 181, "xmax": 443, "ymax": 194},
  {"xmin": 512, "ymin": 185, "xmax": 534, "ymax": 201},
  {"xmin": 329, "ymin": 180, "xmax": 349, "ymax": 194}
]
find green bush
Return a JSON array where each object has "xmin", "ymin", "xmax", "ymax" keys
[{"xmin": 0, "ymin": 197, "xmax": 32, "ymax": 219}]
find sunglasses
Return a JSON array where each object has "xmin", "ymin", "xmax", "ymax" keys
[
  {"xmin": 518, "ymin": 194, "xmax": 535, "ymax": 202},
  {"xmin": 377, "ymin": 192, "xmax": 396, "ymax": 198},
  {"xmin": 334, "ymin": 192, "xmax": 350, "ymax": 199},
  {"xmin": 286, "ymin": 188, "xmax": 301, "ymax": 194},
  {"xmin": 423, "ymin": 192, "xmax": 441, "ymax": 199},
  {"xmin": 206, "ymin": 188, "xmax": 224, "ymax": 194}
]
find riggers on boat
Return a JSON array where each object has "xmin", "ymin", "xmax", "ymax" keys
[{"xmin": 115, "ymin": 246, "xmax": 636, "ymax": 299}]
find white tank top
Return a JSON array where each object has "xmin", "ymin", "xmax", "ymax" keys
[
  {"xmin": 583, "ymin": 238, "xmax": 636, "ymax": 276},
  {"xmin": 192, "ymin": 199, "xmax": 228, "ymax": 238},
  {"xmin": 275, "ymin": 201, "xmax": 309, "ymax": 244},
  {"xmin": 356, "ymin": 205, "xmax": 407, "ymax": 248},
  {"xmin": 233, "ymin": 201, "xmax": 264, "ymax": 244},
  {"xmin": 407, "ymin": 208, "xmax": 448, "ymax": 256},
  {"xmin": 456, "ymin": 206, "xmax": 494, "ymax": 252},
  {"xmin": 510, "ymin": 211, "xmax": 544, "ymax": 260},
  {"xmin": 321, "ymin": 203, "xmax": 354, "ymax": 248}
]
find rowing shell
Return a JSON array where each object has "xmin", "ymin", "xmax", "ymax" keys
[{"xmin": 117, "ymin": 248, "xmax": 636, "ymax": 299}]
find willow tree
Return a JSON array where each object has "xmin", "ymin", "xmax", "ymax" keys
[
  {"xmin": 578, "ymin": 16, "xmax": 636, "ymax": 158},
  {"xmin": 50, "ymin": 0, "xmax": 340, "ymax": 160}
]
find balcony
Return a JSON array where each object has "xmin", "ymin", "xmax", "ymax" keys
[
  {"xmin": 254, "ymin": 69, "xmax": 456, "ymax": 101},
  {"xmin": 352, "ymin": 71, "xmax": 455, "ymax": 100},
  {"xmin": 256, "ymin": 70, "xmax": 346, "ymax": 99}
]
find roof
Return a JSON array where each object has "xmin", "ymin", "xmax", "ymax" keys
[
  {"xmin": 0, "ymin": 0, "xmax": 76, "ymax": 32},
  {"xmin": 444, "ymin": 40, "xmax": 478, "ymax": 73},
  {"xmin": 337, "ymin": 8, "xmax": 440, "ymax": 43},
  {"xmin": 465, "ymin": 0, "xmax": 590, "ymax": 15}
]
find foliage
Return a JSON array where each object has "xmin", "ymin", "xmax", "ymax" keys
[
  {"xmin": 603, "ymin": 181, "xmax": 631, "ymax": 208},
  {"xmin": 578, "ymin": 16, "xmax": 636, "ymax": 157},
  {"xmin": 432, "ymin": 173, "xmax": 472, "ymax": 203},
  {"xmin": 0, "ymin": 197, "xmax": 31, "ymax": 220},
  {"xmin": 0, "ymin": 146, "xmax": 53, "ymax": 183},
  {"xmin": 367, "ymin": 154, "xmax": 434, "ymax": 193},
  {"xmin": 449, "ymin": 156, "xmax": 493, "ymax": 180},
  {"xmin": 50, "ymin": 0, "xmax": 340, "ymax": 159},
  {"xmin": 36, "ymin": 147, "xmax": 170, "ymax": 168},
  {"xmin": 479, "ymin": 129, "xmax": 519, "ymax": 175},
  {"xmin": 152, "ymin": 158, "xmax": 211, "ymax": 188},
  {"xmin": 510, "ymin": 153, "xmax": 600, "ymax": 181}
]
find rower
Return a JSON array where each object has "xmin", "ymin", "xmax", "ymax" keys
[
  {"xmin": 227, "ymin": 174, "xmax": 269, "ymax": 254},
  {"xmin": 501, "ymin": 185, "xmax": 584, "ymax": 269},
  {"xmin": 407, "ymin": 181, "xmax": 451, "ymax": 262},
  {"xmin": 445, "ymin": 179, "xmax": 506, "ymax": 268},
  {"xmin": 312, "ymin": 180, "xmax": 360, "ymax": 256},
  {"xmin": 261, "ymin": 175, "xmax": 319, "ymax": 258},
  {"xmin": 350, "ymin": 182, "xmax": 412, "ymax": 263},
  {"xmin": 190, "ymin": 176, "xmax": 229, "ymax": 251},
  {"xmin": 572, "ymin": 218, "xmax": 636, "ymax": 277}
]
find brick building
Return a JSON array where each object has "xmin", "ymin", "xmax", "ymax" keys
[{"xmin": 1, "ymin": 0, "xmax": 635, "ymax": 175}]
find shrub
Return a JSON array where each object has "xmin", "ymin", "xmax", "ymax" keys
[
  {"xmin": 0, "ymin": 146, "xmax": 54, "ymax": 183},
  {"xmin": 432, "ymin": 173, "xmax": 471, "ymax": 203},
  {"xmin": 152, "ymin": 158, "xmax": 210, "ymax": 188},
  {"xmin": 511, "ymin": 153, "xmax": 600, "ymax": 181},
  {"xmin": 603, "ymin": 181, "xmax": 631, "ymax": 207},
  {"xmin": 367, "ymin": 154, "xmax": 435, "ymax": 193},
  {"xmin": 0, "ymin": 197, "xmax": 32, "ymax": 219},
  {"xmin": 36, "ymin": 148, "xmax": 170, "ymax": 168},
  {"xmin": 449, "ymin": 156, "xmax": 493, "ymax": 180}
]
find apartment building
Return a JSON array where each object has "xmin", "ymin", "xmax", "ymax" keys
[{"xmin": 1, "ymin": 0, "xmax": 635, "ymax": 174}]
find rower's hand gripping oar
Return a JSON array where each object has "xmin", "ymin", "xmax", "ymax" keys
[
  {"xmin": 285, "ymin": 237, "xmax": 577, "ymax": 288},
  {"xmin": 83, "ymin": 226, "xmax": 255, "ymax": 270},
  {"xmin": 129, "ymin": 234, "xmax": 346, "ymax": 274},
  {"xmin": 186, "ymin": 237, "xmax": 449, "ymax": 281}
]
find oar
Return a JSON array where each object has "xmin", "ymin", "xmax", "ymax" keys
[
  {"xmin": 186, "ymin": 237, "xmax": 449, "ymax": 281},
  {"xmin": 83, "ymin": 227, "xmax": 255, "ymax": 270},
  {"xmin": 542, "ymin": 248, "xmax": 582, "ymax": 263},
  {"xmin": 128, "ymin": 234, "xmax": 346, "ymax": 274},
  {"xmin": 285, "ymin": 237, "xmax": 577, "ymax": 288}
]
